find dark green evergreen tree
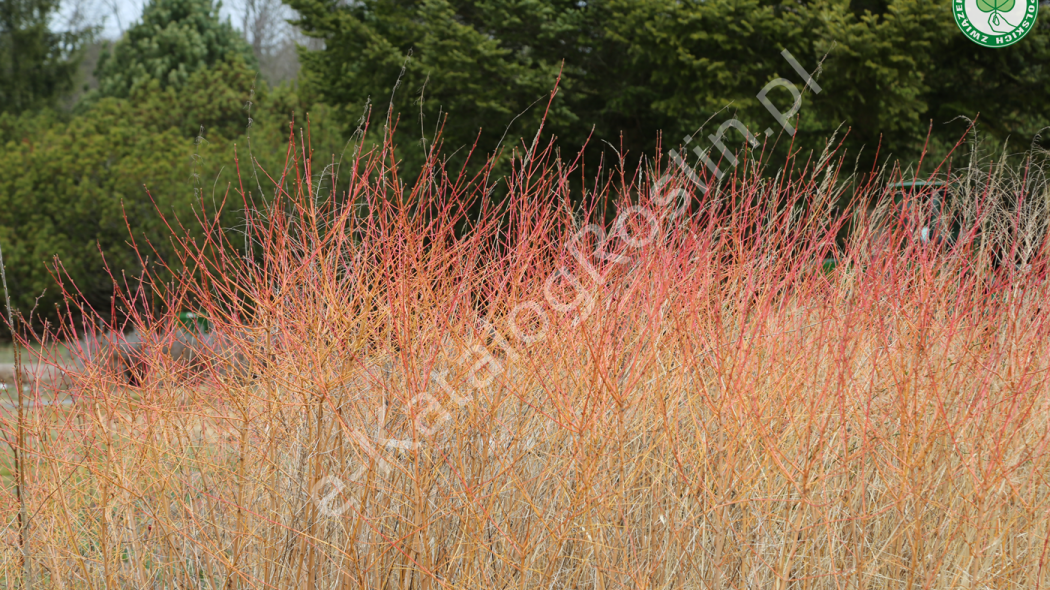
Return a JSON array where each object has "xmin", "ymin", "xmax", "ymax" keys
[
  {"xmin": 93, "ymin": 0, "xmax": 257, "ymax": 99},
  {"xmin": 1, "ymin": 0, "xmax": 346, "ymax": 332},
  {"xmin": 0, "ymin": 52, "xmax": 342, "ymax": 331},
  {"xmin": 287, "ymin": 0, "xmax": 1050, "ymax": 176},
  {"xmin": 0, "ymin": 0, "xmax": 91, "ymax": 114}
]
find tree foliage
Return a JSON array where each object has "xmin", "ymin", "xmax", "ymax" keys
[
  {"xmin": 93, "ymin": 0, "xmax": 256, "ymax": 99},
  {"xmin": 0, "ymin": 0, "xmax": 346, "ymax": 331},
  {"xmin": 0, "ymin": 0, "xmax": 91, "ymax": 114},
  {"xmin": 288, "ymin": 0, "xmax": 1050, "ymax": 174},
  {"xmin": 0, "ymin": 99, "xmax": 208, "ymax": 326}
]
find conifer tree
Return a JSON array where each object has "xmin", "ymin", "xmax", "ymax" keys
[
  {"xmin": 94, "ymin": 0, "xmax": 256, "ymax": 99},
  {"xmin": 288, "ymin": 0, "xmax": 1050, "ymax": 173},
  {"xmin": 0, "ymin": 0, "xmax": 90, "ymax": 114}
]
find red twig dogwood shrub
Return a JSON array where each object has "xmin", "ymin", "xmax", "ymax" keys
[{"xmin": 3, "ymin": 123, "xmax": 1050, "ymax": 589}]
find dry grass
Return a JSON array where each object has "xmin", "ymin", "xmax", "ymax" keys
[{"xmin": 2, "ymin": 127, "xmax": 1050, "ymax": 589}]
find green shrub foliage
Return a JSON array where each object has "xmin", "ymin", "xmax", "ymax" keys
[
  {"xmin": 0, "ymin": 0, "xmax": 346, "ymax": 332},
  {"xmin": 288, "ymin": 0, "xmax": 1050, "ymax": 172}
]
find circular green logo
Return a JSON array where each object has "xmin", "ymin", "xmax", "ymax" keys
[{"xmin": 954, "ymin": 0, "xmax": 1038, "ymax": 47}]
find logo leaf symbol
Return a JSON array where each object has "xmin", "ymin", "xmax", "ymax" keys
[{"xmin": 976, "ymin": 0, "xmax": 1015, "ymax": 12}]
